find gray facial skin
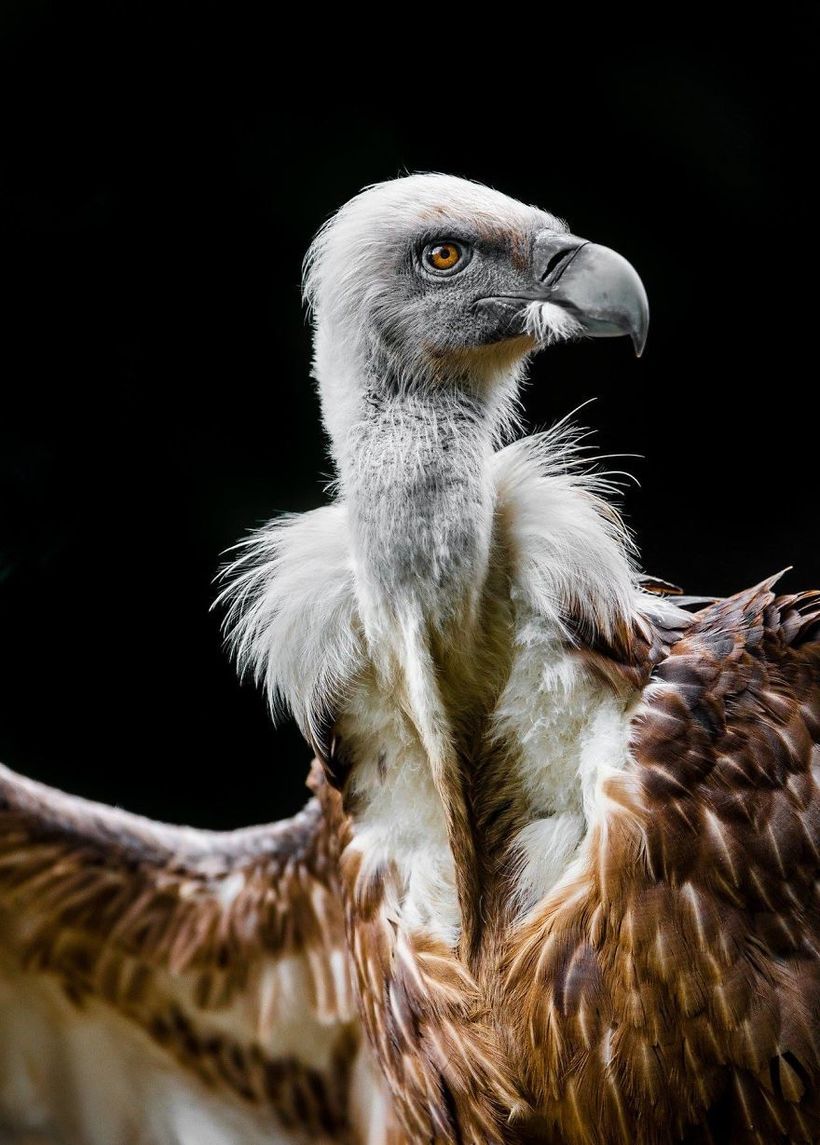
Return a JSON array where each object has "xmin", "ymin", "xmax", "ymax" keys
[{"xmin": 372, "ymin": 220, "xmax": 648, "ymax": 363}]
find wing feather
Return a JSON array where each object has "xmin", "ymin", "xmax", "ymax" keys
[
  {"xmin": 0, "ymin": 761, "xmax": 366, "ymax": 1144},
  {"xmin": 507, "ymin": 578, "xmax": 820, "ymax": 1144},
  {"xmin": 0, "ymin": 761, "xmax": 350, "ymax": 1014}
]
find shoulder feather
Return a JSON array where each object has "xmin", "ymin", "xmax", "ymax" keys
[{"xmin": 506, "ymin": 575, "xmax": 820, "ymax": 1142}]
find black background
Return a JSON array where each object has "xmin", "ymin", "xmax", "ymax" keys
[{"xmin": 0, "ymin": 12, "xmax": 812, "ymax": 827}]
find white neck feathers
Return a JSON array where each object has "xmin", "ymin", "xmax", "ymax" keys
[{"xmin": 217, "ymin": 422, "xmax": 639, "ymax": 747}]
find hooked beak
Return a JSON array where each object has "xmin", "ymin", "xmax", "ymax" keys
[{"xmin": 479, "ymin": 232, "xmax": 649, "ymax": 357}]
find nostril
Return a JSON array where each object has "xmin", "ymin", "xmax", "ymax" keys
[{"xmin": 542, "ymin": 249, "xmax": 574, "ymax": 281}]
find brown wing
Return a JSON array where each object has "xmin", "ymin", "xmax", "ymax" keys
[
  {"xmin": 0, "ymin": 760, "xmax": 365, "ymax": 1142},
  {"xmin": 507, "ymin": 578, "xmax": 820, "ymax": 1144}
]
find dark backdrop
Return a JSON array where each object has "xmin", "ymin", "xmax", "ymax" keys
[{"xmin": 0, "ymin": 13, "xmax": 812, "ymax": 827}]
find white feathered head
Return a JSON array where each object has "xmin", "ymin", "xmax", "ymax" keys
[{"xmin": 304, "ymin": 174, "xmax": 648, "ymax": 456}]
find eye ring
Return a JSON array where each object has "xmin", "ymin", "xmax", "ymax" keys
[{"xmin": 421, "ymin": 240, "xmax": 472, "ymax": 276}]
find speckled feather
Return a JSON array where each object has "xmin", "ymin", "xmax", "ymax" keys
[
  {"xmin": 504, "ymin": 580, "xmax": 820, "ymax": 1144},
  {"xmin": 0, "ymin": 760, "xmax": 378, "ymax": 1144},
  {"xmin": 1, "ymin": 582, "xmax": 818, "ymax": 1144}
]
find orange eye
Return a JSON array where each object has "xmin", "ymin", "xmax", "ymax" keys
[{"xmin": 426, "ymin": 241, "xmax": 464, "ymax": 272}]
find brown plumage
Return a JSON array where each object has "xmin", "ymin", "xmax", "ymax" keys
[
  {"xmin": 504, "ymin": 579, "xmax": 820, "ymax": 1144},
  {"xmin": 1, "ymin": 583, "xmax": 818, "ymax": 1144},
  {"xmin": 0, "ymin": 760, "xmax": 375, "ymax": 1143}
]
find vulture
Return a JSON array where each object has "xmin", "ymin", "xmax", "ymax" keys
[{"xmin": 0, "ymin": 174, "xmax": 817, "ymax": 1145}]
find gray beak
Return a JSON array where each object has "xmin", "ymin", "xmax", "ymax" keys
[
  {"xmin": 477, "ymin": 232, "xmax": 649, "ymax": 357},
  {"xmin": 533, "ymin": 232, "xmax": 649, "ymax": 357}
]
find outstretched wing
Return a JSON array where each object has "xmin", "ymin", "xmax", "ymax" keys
[
  {"xmin": 0, "ymin": 761, "xmax": 367, "ymax": 1145},
  {"xmin": 509, "ymin": 578, "xmax": 820, "ymax": 1144}
]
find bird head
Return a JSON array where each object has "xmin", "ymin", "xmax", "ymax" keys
[{"xmin": 304, "ymin": 174, "xmax": 648, "ymax": 454}]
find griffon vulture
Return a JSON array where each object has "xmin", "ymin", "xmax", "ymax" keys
[{"xmin": 0, "ymin": 174, "xmax": 817, "ymax": 1144}]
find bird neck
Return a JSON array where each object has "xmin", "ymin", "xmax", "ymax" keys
[
  {"xmin": 340, "ymin": 383, "xmax": 497, "ymax": 639},
  {"xmin": 337, "ymin": 376, "xmax": 508, "ymax": 962}
]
